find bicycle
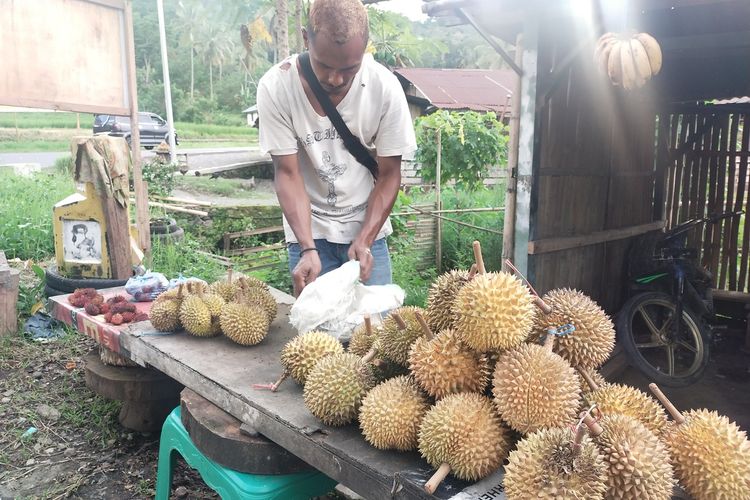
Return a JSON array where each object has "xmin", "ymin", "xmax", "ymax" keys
[{"xmin": 616, "ymin": 211, "xmax": 743, "ymax": 387}]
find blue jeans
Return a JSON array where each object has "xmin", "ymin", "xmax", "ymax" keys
[{"xmin": 287, "ymin": 238, "xmax": 392, "ymax": 285}]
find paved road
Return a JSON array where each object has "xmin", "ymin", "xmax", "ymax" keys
[{"xmin": 0, "ymin": 147, "xmax": 266, "ymax": 170}]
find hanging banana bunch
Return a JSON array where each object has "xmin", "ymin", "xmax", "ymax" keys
[{"xmin": 594, "ymin": 32, "xmax": 663, "ymax": 90}]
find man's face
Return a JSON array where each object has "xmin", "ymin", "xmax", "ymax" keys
[{"xmin": 304, "ymin": 30, "xmax": 366, "ymax": 97}]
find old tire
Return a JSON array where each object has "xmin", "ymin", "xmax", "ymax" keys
[
  {"xmin": 44, "ymin": 283, "xmax": 68, "ymax": 298},
  {"xmin": 149, "ymin": 218, "xmax": 178, "ymax": 235},
  {"xmin": 151, "ymin": 226, "xmax": 184, "ymax": 244},
  {"xmin": 45, "ymin": 264, "xmax": 130, "ymax": 294}
]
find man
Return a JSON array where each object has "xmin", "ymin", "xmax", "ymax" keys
[{"xmin": 257, "ymin": 0, "xmax": 416, "ymax": 296}]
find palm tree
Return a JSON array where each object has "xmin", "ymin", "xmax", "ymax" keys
[
  {"xmin": 200, "ymin": 26, "xmax": 234, "ymax": 100},
  {"xmin": 176, "ymin": 0, "xmax": 204, "ymax": 100},
  {"xmin": 275, "ymin": 0, "xmax": 289, "ymax": 61}
]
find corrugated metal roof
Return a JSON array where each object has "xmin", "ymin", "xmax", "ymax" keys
[{"xmin": 394, "ymin": 68, "xmax": 517, "ymax": 115}]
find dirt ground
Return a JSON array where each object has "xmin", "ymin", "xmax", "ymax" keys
[{"xmin": 0, "ymin": 330, "xmax": 225, "ymax": 500}]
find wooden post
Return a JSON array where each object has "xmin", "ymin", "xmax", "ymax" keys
[
  {"xmin": 124, "ymin": 1, "xmax": 151, "ymax": 255},
  {"xmin": 76, "ymin": 112, "xmax": 81, "ymax": 130},
  {"xmin": 436, "ymin": 128, "xmax": 443, "ymax": 274},
  {"xmin": 0, "ymin": 251, "xmax": 20, "ymax": 337},
  {"xmin": 502, "ymin": 34, "xmax": 524, "ymax": 272}
]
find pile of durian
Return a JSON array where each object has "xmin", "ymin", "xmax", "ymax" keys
[
  {"xmin": 149, "ymin": 271, "xmax": 277, "ymax": 346},
  {"xmin": 279, "ymin": 241, "xmax": 750, "ymax": 498}
]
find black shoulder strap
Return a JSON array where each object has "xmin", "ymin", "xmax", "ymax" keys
[{"xmin": 298, "ymin": 52, "xmax": 378, "ymax": 179}]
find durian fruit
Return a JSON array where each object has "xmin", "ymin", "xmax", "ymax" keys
[
  {"xmin": 577, "ymin": 368, "xmax": 606, "ymax": 397},
  {"xmin": 492, "ymin": 337, "xmax": 580, "ymax": 434},
  {"xmin": 578, "ymin": 369, "xmax": 667, "ymax": 436},
  {"xmin": 220, "ymin": 302, "xmax": 269, "ymax": 346},
  {"xmin": 408, "ymin": 325, "xmax": 490, "ymax": 399},
  {"xmin": 419, "ymin": 393, "xmax": 511, "ymax": 493},
  {"xmin": 650, "ymin": 383, "xmax": 750, "ymax": 499},
  {"xmin": 149, "ymin": 284, "xmax": 186, "ymax": 332},
  {"xmin": 377, "ymin": 306, "xmax": 426, "ymax": 366},
  {"xmin": 359, "ymin": 375, "xmax": 429, "ymax": 451},
  {"xmin": 209, "ymin": 268, "xmax": 238, "ymax": 302},
  {"xmin": 503, "ymin": 426, "xmax": 608, "ymax": 499},
  {"xmin": 426, "ymin": 269, "xmax": 472, "ymax": 333},
  {"xmin": 273, "ymin": 330, "xmax": 344, "ymax": 391},
  {"xmin": 179, "ymin": 293, "xmax": 215, "ymax": 337},
  {"xmin": 348, "ymin": 314, "xmax": 378, "ymax": 356},
  {"xmin": 453, "ymin": 271, "xmax": 535, "ymax": 352},
  {"xmin": 532, "ymin": 288, "xmax": 615, "ymax": 369},
  {"xmin": 237, "ymin": 275, "xmax": 269, "ymax": 291},
  {"xmin": 582, "ymin": 412, "xmax": 674, "ymax": 500},
  {"xmin": 239, "ymin": 286, "xmax": 277, "ymax": 324},
  {"xmin": 202, "ymin": 292, "xmax": 226, "ymax": 336},
  {"xmin": 303, "ymin": 353, "xmax": 375, "ymax": 426}
]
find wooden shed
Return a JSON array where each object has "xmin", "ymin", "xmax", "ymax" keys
[{"xmin": 426, "ymin": 0, "xmax": 750, "ymax": 312}]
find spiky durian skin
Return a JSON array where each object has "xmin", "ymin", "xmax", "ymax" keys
[
  {"xmin": 241, "ymin": 287, "xmax": 278, "ymax": 324},
  {"xmin": 179, "ymin": 295, "xmax": 214, "ymax": 337},
  {"xmin": 504, "ymin": 427, "xmax": 608, "ymax": 500},
  {"xmin": 533, "ymin": 288, "xmax": 615, "ymax": 369},
  {"xmin": 453, "ymin": 272, "xmax": 535, "ymax": 352},
  {"xmin": 595, "ymin": 414, "xmax": 674, "ymax": 500},
  {"xmin": 359, "ymin": 376, "xmax": 429, "ymax": 451},
  {"xmin": 209, "ymin": 281, "xmax": 237, "ymax": 303},
  {"xmin": 237, "ymin": 275, "xmax": 269, "ymax": 291},
  {"xmin": 348, "ymin": 321, "xmax": 377, "ymax": 357},
  {"xmin": 585, "ymin": 383, "xmax": 667, "ymax": 436},
  {"xmin": 492, "ymin": 343, "xmax": 580, "ymax": 434},
  {"xmin": 378, "ymin": 306, "xmax": 426, "ymax": 365},
  {"xmin": 408, "ymin": 329, "xmax": 490, "ymax": 399},
  {"xmin": 577, "ymin": 369, "xmax": 606, "ymax": 397},
  {"xmin": 663, "ymin": 409, "xmax": 750, "ymax": 499},
  {"xmin": 280, "ymin": 331, "xmax": 344, "ymax": 385},
  {"xmin": 426, "ymin": 270, "xmax": 471, "ymax": 333},
  {"xmin": 418, "ymin": 393, "xmax": 510, "ymax": 482},
  {"xmin": 303, "ymin": 353, "xmax": 375, "ymax": 426},
  {"xmin": 149, "ymin": 298, "xmax": 181, "ymax": 332},
  {"xmin": 219, "ymin": 303, "xmax": 269, "ymax": 346}
]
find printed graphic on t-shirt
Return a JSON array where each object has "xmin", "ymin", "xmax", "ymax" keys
[
  {"xmin": 318, "ymin": 151, "xmax": 347, "ymax": 206},
  {"xmin": 303, "ymin": 126, "xmax": 340, "ymax": 146}
]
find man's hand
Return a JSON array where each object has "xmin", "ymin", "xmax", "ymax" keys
[
  {"xmin": 348, "ymin": 240, "xmax": 373, "ymax": 283},
  {"xmin": 292, "ymin": 251, "xmax": 322, "ymax": 296}
]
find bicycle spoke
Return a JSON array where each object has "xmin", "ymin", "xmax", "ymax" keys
[
  {"xmin": 636, "ymin": 305, "xmax": 662, "ymax": 337},
  {"xmin": 677, "ymin": 340, "xmax": 697, "ymax": 353},
  {"xmin": 636, "ymin": 341, "xmax": 666, "ymax": 349},
  {"xmin": 665, "ymin": 345, "xmax": 675, "ymax": 376}
]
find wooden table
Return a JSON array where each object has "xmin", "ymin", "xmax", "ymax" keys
[{"xmin": 49, "ymin": 287, "xmax": 508, "ymax": 500}]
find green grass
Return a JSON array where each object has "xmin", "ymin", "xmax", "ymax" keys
[
  {"xmin": 175, "ymin": 121, "xmax": 258, "ymax": 139},
  {"xmin": 0, "ymin": 112, "xmax": 81, "ymax": 129},
  {"xmin": 0, "ymin": 140, "xmax": 70, "ymax": 153},
  {"xmin": 175, "ymin": 176, "xmax": 256, "ymax": 197},
  {"xmin": 0, "ymin": 170, "xmax": 76, "ymax": 260},
  {"xmin": 148, "ymin": 234, "xmax": 226, "ymax": 283}
]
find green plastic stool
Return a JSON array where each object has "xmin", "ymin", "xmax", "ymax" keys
[{"xmin": 155, "ymin": 407, "xmax": 336, "ymax": 500}]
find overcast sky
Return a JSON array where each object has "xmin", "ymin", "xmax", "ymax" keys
[{"xmin": 373, "ymin": 0, "xmax": 428, "ymax": 22}]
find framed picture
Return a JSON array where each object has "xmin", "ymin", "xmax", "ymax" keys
[{"xmin": 62, "ymin": 220, "xmax": 102, "ymax": 264}]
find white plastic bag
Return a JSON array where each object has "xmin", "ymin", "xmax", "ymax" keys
[{"xmin": 289, "ymin": 260, "xmax": 404, "ymax": 341}]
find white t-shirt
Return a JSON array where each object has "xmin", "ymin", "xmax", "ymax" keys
[{"xmin": 257, "ymin": 53, "xmax": 417, "ymax": 244}]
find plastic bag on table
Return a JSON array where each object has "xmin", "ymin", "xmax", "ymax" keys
[
  {"xmin": 289, "ymin": 260, "xmax": 404, "ymax": 342},
  {"xmin": 125, "ymin": 271, "xmax": 169, "ymax": 301}
]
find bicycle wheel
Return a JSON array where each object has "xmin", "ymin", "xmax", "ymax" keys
[{"xmin": 617, "ymin": 291, "xmax": 709, "ymax": 387}]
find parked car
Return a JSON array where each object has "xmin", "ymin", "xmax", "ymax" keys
[{"xmin": 93, "ymin": 112, "xmax": 179, "ymax": 150}]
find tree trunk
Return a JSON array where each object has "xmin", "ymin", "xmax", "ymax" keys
[
  {"xmin": 275, "ymin": 0, "xmax": 289, "ymax": 60},
  {"xmin": 293, "ymin": 0, "xmax": 303, "ymax": 54},
  {"xmin": 190, "ymin": 42, "xmax": 195, "ymax": 100},
  {"xmin": 209, "ymin": 64, "xmax": 214, "ymax": 101}
]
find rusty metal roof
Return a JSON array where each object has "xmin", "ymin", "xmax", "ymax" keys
[{"xmin": 394, "ymin": 68, "xmax": 516, "ymax": 115}]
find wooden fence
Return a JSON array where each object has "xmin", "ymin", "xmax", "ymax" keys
[{"xmin": 660, "ymin": 106, "xmax": 750, "ymax": 292}]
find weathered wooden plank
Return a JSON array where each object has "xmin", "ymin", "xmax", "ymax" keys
[
  {"xmin": 225, "ymin": 226, "xmax": 284, "ymax": 239},
  {"xmin": 709, "ymin": 116, "xmax": 726, "ymax": 284},
  {"xmin": 193, "ymin": 159, "xmax": 272, "ymax": 177},
  {"xmin": 528, "ymin": 221, "xmax": 665, "ymax": 255},
  {"xmin": 226, "ymin": 243, "xmax": 286, "ymax": 257},
  {"xmin": 738, "ymin": 114, "xmax": 750, "ymax": 291},
  {"xmin": 721, "ymin": 113, "xmax": 740, "ymax": 289}
]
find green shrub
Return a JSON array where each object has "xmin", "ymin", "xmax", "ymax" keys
[
  {"xmin": 53, "ymin": 155, "xmax": 75, "ymax": 176},
  {"xmin": 140, "ymin": 159, "xmax": 176, "ymax": 197},
  {"xmin": 0, "ymin": 171, "xmax": 75, "ymax": 260},
  {"xmin": 149, "ymin": 234, "xmax": 224, "ymax": 283},
  {"xmin": 392, "ymin": 251, "xmax": 436, "ymax": 307}
]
